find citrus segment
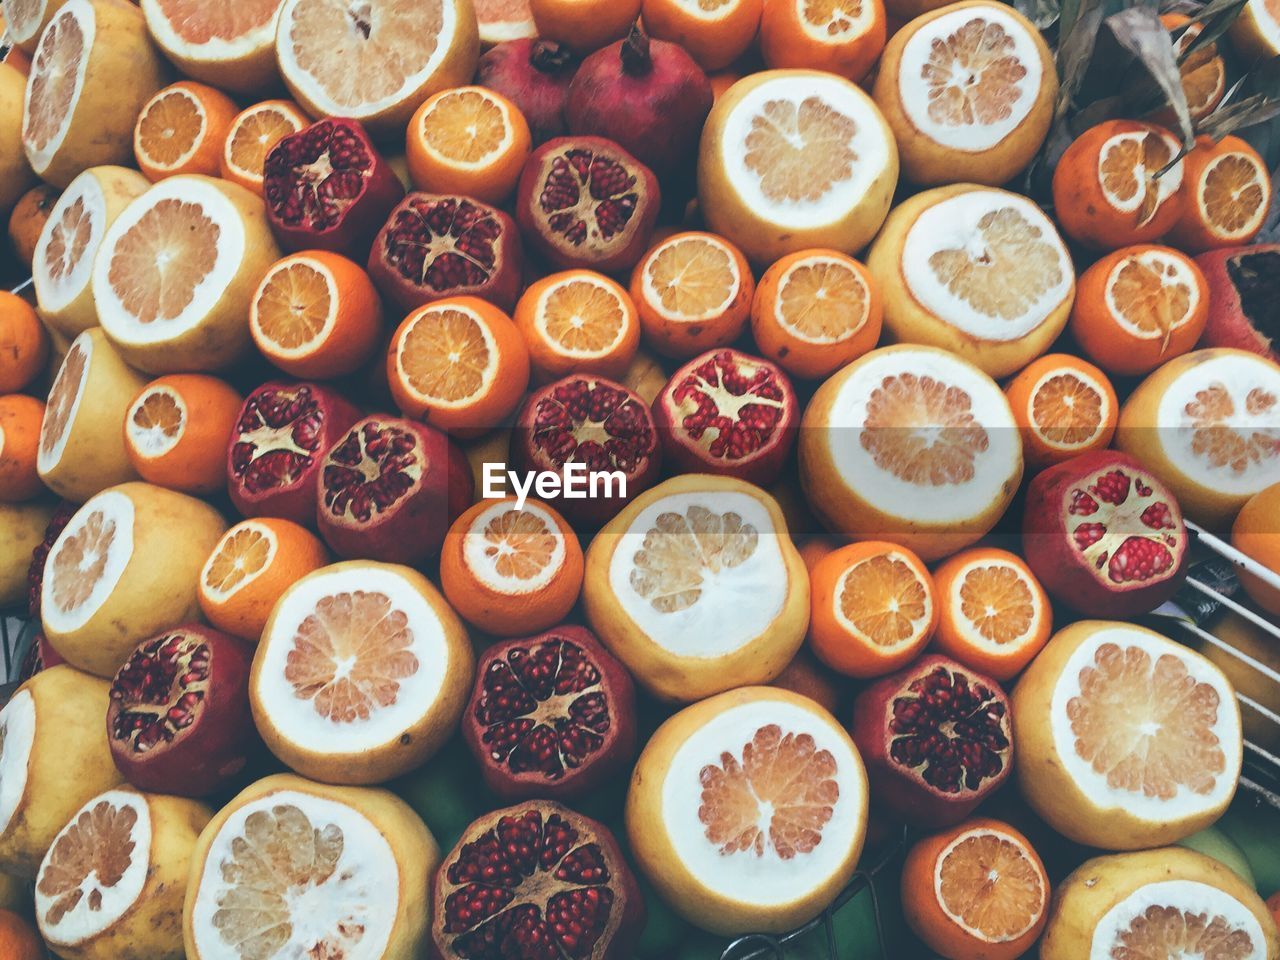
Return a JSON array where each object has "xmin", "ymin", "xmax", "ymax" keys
[
  {"xmin": 1030, "ymin": 369, "xmax": 1109, "ymax": 448},
  {"xmin": 133, "ymin": 81, "xmax": 238, "ymax": 181},
  {"xmin": 21, "ymin": 2, "xmax": 87, "ymax": 171},
  {"xmin": 474, "ymin": 0, "xmax": 536, "ymax": 43},
  {"xmin": 253, "ymin": 259, "xmax": 331, "ymax": 350},
  {"xmin": 1110, "ymin": 252, "xmax": 1195, "ymax": 341},
  {"xmin": 408, "ymin": 86, "xmax": 530, "ymax": 204},
  {"xmin": 1168, "ymin": 136, "xmax": 1274, "ymax": 253},
  {"xmin": 123, "ymin": 374, "xmax": 243, "ymax": 495},
  {"xmin": 108, "ymin": 199, "xmax": 219, "ymax": 323},
  {"xmin": 203, "ymin": 524, "xmax": 274, "ymax": 600},
  {"xmin": 937, "ymin": 830, "xmax": 1046, "ymax": 941},
  {"xmin": 779, "ymin": 256, "xmax": 868, "ymax": 341},
  {"xmin": 1100, "ymin": 129, "xmax": 1176, "ymax": 222},
  {"xmin": 219, "ymin": 100, "xmax": 309, "ymax": 195},
  {"xmin": 515, "ymin": 270, "xmax": 639, "ymax": 382},
  {"xmin": 401, "ymin": 307, "xmax": 493, "ymax": 404},
  {"xmin": 140, "ymin": 0, "xmax": 282, "ymax": 94},
  {"xmin": 542, "ymin": 277, "xmax": 626, "ymax": 353},
  {"xmin": 147, "ymin": 0, "xmax": 280, "ymax": 43},
  {"xmin": 127, "ymin": 386, "xmax": 184, "ymax": 459},
  {"xmin": 839, "ymin": 555, "xmax": 928, "ymax": 646}
]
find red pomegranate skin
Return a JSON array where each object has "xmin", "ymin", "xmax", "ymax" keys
[
  {"xmin": 26, "ymin": 500, "xmax": 76, "ymax": 618},
  {"xmin": 851, "ymin": 655, "xmax": 1013, "ymax": 827},
  {"xmin": 462, "ymin": 625, "xmax": 637, "ymax": 801},
  {"xmin": 227, "ymin": 381, "xmax": 362, "ymax": 527},
  {"xmin": 368, "ymin": 193, "xmax": 524, "ymax": 313},
  {"xmin": 1022, "ymin": 450, "xmax": 1189, "ymax": 617},
  {"xmin": 106, "ymin": 625, "xmax": 258, "ymax": 797},
  {"xmin": 1195, "ymin": 245, "xmax": 1280, "ymax": 362},
  {"xmin": 653, "ymin": 348, "xmax": 799, "ymax": 486},
  {"xmin": 262, "ymin": 118, "xmax": 405, "ymax": 255},
  {"xmin": 478, "ymin": 39, "xmax": 578, "ymax": 145},
  {"xmin": 316, "ymin": 415, "xmax": 474, "ymax": 564},
  {"xmin": 566, "ymin": 27, "xmax": 712, "ymax": 180}
]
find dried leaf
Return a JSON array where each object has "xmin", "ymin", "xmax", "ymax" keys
[
  {"xmin": 1107, "ymin": 6, "xmax": 1196, "ymax": 146},
  {"xmin": 1181, "ymin": 0, "xmax": 1248, "ymax": 61},
  {"xmin": 1015, "ymin": 0, "xmax": 1061, "ymax": 30},
  {"xmin": 1198, "ymin": 94, "xmax": 1280, "ymax": 139},
  {"xmin": 1055, "ymin": 0, "xmax": 1107, "ymax": 119}
]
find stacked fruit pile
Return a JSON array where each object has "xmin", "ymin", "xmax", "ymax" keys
[{"xmin": 0, "ymin": 0, "xmax": 1279, "ymax": 957}]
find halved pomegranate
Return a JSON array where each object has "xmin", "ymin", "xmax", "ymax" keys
[
  {"xmin": 316, "ymin": 414, "xmax": 474, "ymax": 564},
  {"xmin": 515, "ymin": 135, "xmax": 660, "ymax": 274},
  {"xmin": 368, "ymin": 193, "xmax": 524, "ymax": 313},
  {"xmin": 852, "ymin": 654, "xmax": 1013, "ymax": 828},
  {"xmin": 462, "ymin": 625, "xmax": 636, "ymax": 801},
  {"xmin": 227, "ymin": 381, "xmax": 361, "ymax": 526},
  {"xmin": 1023, "ymin": 450, "xmax": 1189, "ymax": 616},
  {"xmin": 512, "ymin": 375, "xmax": 662, "ymax": 526},
  {"xmin": 262, "ymin": 118, "xmax": 405, "ymax": 255},
  {"xmin": 431, "ymin": 801, "xmax": 644, "ymax": 960},
  {"xmin": 107, "ymin": 625, "xmax": 258, "ymax": 797},
  {"xmin": 653, "ymin": 348, "xmax": 799, "ymax": 486},
  {"xmin": 1195, "ymin": 244, "xmax": 1280, "ymax": 362},
  {"xmin": 26, "ymin": 500, "xmax": 76, "ymax": 618}
]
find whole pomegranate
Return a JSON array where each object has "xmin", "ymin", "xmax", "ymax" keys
[
  {"xmin": 477, "ymin": 38, "xmax": 578, "ymax": 145},
  {"xmin": 262, "ymin": 118, "xmax": 405, "ymax": 255},
  {"xmin": 368, "ymin": 193, "xmax": 524, "ymax": 313},
  {"xmin": 1023, "ymin": 450, "xmax": 1189, "ymax": 616},
  {"xmin": 852, "ymin": 655, "xmax": 1013, "ymax": 827},
  {"xmin": 515, "ymin": 135, "xmax": 661, "ymax": 274},
  {"xmin": 566, "ymin": 26, "xmax": 712, "ymax": 181},
  {"xmin": 512, "ymin": 375, "xmax": 662, "ymax": 526},
  {"xmin": 316, "ymin": 415, "xmax": 474, "ymax": 565},
  {"xmin": 653, "ymin": 348, "xmax": 799, "ymax": 486},
  {"xmin": 106, "ymin": 625, "xmax": 258, "ymax": 797},
  {"xmin": 227, "ymin": 381, "xmax": 361, "ymax": 526}
]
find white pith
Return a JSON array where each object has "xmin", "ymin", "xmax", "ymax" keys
[
  {"xmin": 608, "ymin": 489, "xmax": 790, "ymax": 659},
  {"xmin": 534, "ymin": 274, "xmax": 628, "ymax": 358},
  {"xmin": 477, "ymin": 16, "xmax": 536, "ymax": 42},
  {"xmin": 896, "ymin": 5, "xmax": 1043, "ymax": 152},
  {"xmin": 671, "ymin": 0, "xmax": 739, "ymax": 22},
  {"xmin": 462, "ymin": 499, "xmax": 566, "ymax": 595},
  {"xmin": 140, "ymin": 0, "xmax": 282, "ymax": 61},
  {"xmin": 36, "ymin": 789, "xmax": 151, "ymax": 946},
  {"xmin": 1096, "ymin": 130, "xmax": 1184, "ymax": 213},
  {"xmin": 421, "ymin": 88, "xmax": 513, "ymax": 169},
  {"xmin": 947, "ymin": 557, "xmax": 1043, "ymax": 649},
  {"xmin": 22, "ymin": 0, "xmax": 94, "ymax": 174},
  {"xmin": 641, "ymin": 236, "xmax": 741, "ymax": 323},
  {"xmin": 125, "ymin": 385, "xmax": 187, "ymax": 458},
  {"xmin": 396, "ymin": 302, "xmax": 500, "ymax": 408},
  {"xmin": 33, "ymin": 169, "xmax": 107, "ymax": 314},
  {"xmin": 1088, "ymin": 880, "xmax": 1266, "ymax": 960},
  {"xmin": 777, "ymin": 255, "xmax": 868, "ymax": 345},
  {"xmin": 934, "ymin": 827, "xmax": 1044, "ymax": 941},
  {"xmin": 136, "ymin": 87, "xmax": 208, "ymax": 172},
  {"xmin": 1028, "ymin": 364, "xmax": 1111, "ymax": 450},
  {"xmin": 253, "ymin": 565, "xmax": 452, "ymax": 754},
  {"xmin": 1048, "ymin": 624, "xmax": 1241, "ymax": 821},
  {"xmin": 0, "ymin": 690, "xmax": 36, "ymax": 838},
  {"xmin": 795, "ymin": 0, "xmax": 875, "ymax": 42},
  {"xmin": 1104, "ymin": 249, "xmax": 1201, "ymax": 340},
  {"xmin": 1153, "ymin": 351, "xmax": 1280, "ymax": 496},
  {"xmin": 41, "ymin": 490, "xmax": 136, "ymax": 633},
  {"xmin": 1196, "ymin": 150, "xmax": 1270, "ymax": 240},
  {"xmin": 822, "ymin": 348, "xmax": 1022, "ymax": 524},
  {"xmin": 719, "ymin": 72, "xmax": 894, "ymax": 228},
  {"xmin": 36, "ymin": 331, "xmax": 90, "ymax": 475},
  {"xmin": 832, "ymin": 549, "xmax": 931, "ymax": 648},
  {"xmin": 200, "ymin": 520, "xmax": 280, "ymax": 602},
  {"xmin": 92, "ymin": 177, "xmax": 248, "ymax": 344},
  {"xmin": 189, "ymin": 790, "xmax": 399, "ymax": 960},
  {"xmin": 900, "ymin": 190, "xmax": 1072, "ymax": 340},
  {"xmin": 5, "ymin": 0, "xmax": 50, "ymax": 44},
  {"xmin": 1246, "ymin": 0, "xmax": 1280, "ymax": 53},
  {"xmin": 659, "ymin": 698, "xmax": 866, "ymax": 906},
  {"xmin": 277, "ymin": 0, "xmax": 460, "ymax": 119},
  {"xmin": 251, "ymin": 256, "xmax": 339, "ymax": 358}
]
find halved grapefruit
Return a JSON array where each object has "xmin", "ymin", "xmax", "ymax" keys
[
  {"xmin": 140, "ymin": 0, "xmax": 284, "ymax": 94},
  {"xmin": 3, "ymin": 0, "xmax": 68, "ymax": 53},
  {"xmin": 475, "ymin": 0, "xmax": 536, "ymax": 47}
]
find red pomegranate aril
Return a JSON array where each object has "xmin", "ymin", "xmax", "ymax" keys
[
  {"xmin": 19, "ymin": 633, "xmax": 65, "ymax": 683},
  {"xmin": 227, "ymin": 381, "xmax": 361, "ymax": 527},
  {"xmin": 477, "ymin": 39, "xmax": 579, "ymax": 146},
  {"xmin": 263, "ymin": 117, "xmax": 405, "ymax": 255},
  {"xmin": 26, "ymin": 500, "xmax": 76, "ymax": 619},
  {"xmin": 462, "ymin": 625, "xmax": 637, "ymax": 801},
  {"xmin": 368, "ymin": 193, "xmax": 524, "ymax": 313},
  {"xmin": 317, "ymin": 415, "xmax": 474, "ymax": 564},
  {"xmin": 852, "ymin": 655, "xmax": 1013, "ymax": 828},
  {"xmin": 107, "ymin": 625, "xmax": 258, "ymax": 797},
  {"xmin": 653, "ymin": 348, "xmax": 799, "ymax": 486}
]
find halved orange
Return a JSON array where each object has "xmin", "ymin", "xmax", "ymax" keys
[
  {"xmin": 902, "ymin": 817, "xmax": 1049, "ymax": 960},
  {"xmin": 751, "ymin": 248, "xmax": 882, "ymax": 379},
  {"xmin": 760, "ymin": 0, "xmax": 886, "ymax": 83},
  {"xmin": 250, "ymin": 250, "xmax": 383, "ymax": 379},
  {"xmin": 219, "ymin": 100, "xmax": 310, "ymax": 196},
  {"xmin": 932, "ymin": 547, "xmax": 1052, "ymax": 681},
  {"xmin": 809, "ymin": 540, "xmax": 938, "ymax": 678},
  {"xmin": 1004, "ymin": 353, "xmax": 1118, "ymax": 466},
  {"xmin": 641, "ymin": 0, "xmax": 763, "ymax": 72},
  {"xmin": 439, "ymin": 496, "xmax": 584, "ymax": 636},
  {"xmin": 123, "ymin": 374, "xmax": 243, "ymax": 495},
  {"xmin": 1166, "ymin": 135, "xmax": 1272, "ymax": 254},
  {"xmin": 198, "ymin": 517, "xmax": 330, "ymax": 642},
  {"xmin": 1161, "ymin": 14, "xmax": 1226, "ymax": 122},
  {"xmin": 388, "ymin": 295, "xmax": 531, "ymax": 438},
  {"xmin": 133, "ymin": 81, "xmax": 239, "ymax": 182},
  {"xmin": 407, "ymin": 86, "xmax": 531, "ymax": 204},
  {"xmin": 630, "ymin": 231, "xmax": 754, "ymax": 358},
  {"xmin": 514, "ymin": 269, "xmax": 640, "ymax": 382}
]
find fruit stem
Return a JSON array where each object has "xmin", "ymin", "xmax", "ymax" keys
[
  {"xmin": 621, "ymin": 24, "xmax": 652, "ymax": 76},
  {"xmin": 531, "ymin": 40, "xmax": 575, "ymax": 76}
]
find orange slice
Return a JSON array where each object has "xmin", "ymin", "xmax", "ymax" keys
[
  {"xmin": 1168, "ymin": 135, "xmax": 1272, "ymax": 253},
  {"xmin": 514, "ymin": 269, "xmax": 640, "ymax": 382},
  {"xmin": 1004, "ymin": 353, "xmax": 1118, "ymax": 466},
  {"xmin": 407, "ymin": 86, "xmax": 531, "ymax": 204},
  {"xmin": 139, "ymin": 0, "xmax": 283, "ymax": 94},
  {"xmin": 218, "ymin": 99, "xmax": 309, "ymax": 196},
  {"xmin": 250, "ymin": 250, "xmax": 383, "ymax": 379},
  {"xmin": 123, "ymin": 374, "xmax": 243, "ymax": 495},
  {"xmin": 133, "ymin": 81, "xmax": 239, "ymax": 182}
]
